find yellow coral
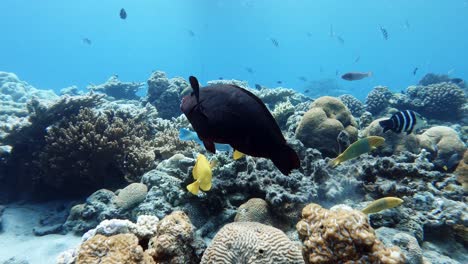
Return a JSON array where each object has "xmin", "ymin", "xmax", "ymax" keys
[{"xmin": 296, "ymin": 203, "xmax": 405, "ymax": 264}]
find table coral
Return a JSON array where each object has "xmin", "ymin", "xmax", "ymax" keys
[
  {"xmin": 201, "ymin": 222, "xmax": 304, "ymax": 264},
  {"xmin": 296, "ymin": 203, "xmax": 405, "ymax": 264}
]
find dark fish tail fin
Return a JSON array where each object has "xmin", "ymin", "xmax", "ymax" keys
[
  {"xmin": 379, "ymin": 119, "xmax": 393, "ymax": 133},
  {"xmin": 271, "ymin": 145, "xmax": 301, "ymax": 175}
]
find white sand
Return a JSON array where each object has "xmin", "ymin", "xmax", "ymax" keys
[{"xmin": 0, "ymin": 202, "xmax": 81, "ymax": 264}]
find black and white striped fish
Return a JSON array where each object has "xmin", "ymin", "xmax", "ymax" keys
[{"xmin": 379, "ymin": 110, "xmax": 425, "ymax": 134}]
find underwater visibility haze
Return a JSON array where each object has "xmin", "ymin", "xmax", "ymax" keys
[{"xmin": 0, "ymin": 1, "xmax": 467, "ymax": 263}]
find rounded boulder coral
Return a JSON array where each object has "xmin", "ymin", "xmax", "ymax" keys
[
  {"xmin": 296, "ymin": 203, "xmax": 405, "ymax": 264},
  {"xmin": 201, "ymin": 222, "xmax": 304, "ymax": 264},
  {"xmin": 295, "ymin": 96, "xmax": 358, "ymax": 157},
  {"xmin": 234, "ymin": 198, "xmax": 273, "ymax": 225},
  {"xmin": 365, "ymin": 86, "xmax": 394, "ymax": 115}
]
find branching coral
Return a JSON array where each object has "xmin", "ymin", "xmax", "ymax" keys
[
  {"xmin": 365, "ymin": 86, "xmax": 393, "ymax": 115},
  {"xmin": 35, "ymin": 107, "xmax": 156, "ymax": 193},
  {"xmin": 153, "ymin": 127, "xmax": 199, "ymax": 160},
  {"xmin": 296, "ymin": 203, "xmax": 405, "ymax": 264}
]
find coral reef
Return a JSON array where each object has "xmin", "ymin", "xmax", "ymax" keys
[
  {"xmin": 201, "ymin": 222, "xmax": 304, "ymax": 264},
  {"xmin": 296, "ymin": 203, "xmax": 405, "ymax": 264},
  {"xmin": 418, "ymin": 126, "xmax": 466, "ymax": 169},
  {"xmin": 295, "ymin": 96, "xmax": 358, "ymax": 157},
  {"xmin": 272, "ymin": 100, "xmax": 296, "ymax": 129},
  {"xmin": 147, "ymin": 211, "xmax": 204, "ymax": 263},
  {"xmin": 365, "ymin": 86, "xmax": 394, "ymax": 115},
  {"xmin": 454, "ymin": 150, "xmax": 467, "ymax": 192},
  {"xmin": 146, "ymin": 71, "xmax": 189, "ymax": 119},
  {"xmin": 361, "ymin": 118, "xmax": 420, "ymax": 155},
  {"xmin": 339, "ymin": 94, "xmax": 365, "ymax": 117},
  {"xmin": 402, "ymin": 82, "xmax": 466, "ymax": 120},
  {"xmin": 76, "ymin": 233, "xmax": 155, "ymax": 263},
  {"xmin": 88, "ymin": 75, "xmax": 144, "ymax": 100},
  {"xmin": 419, "ymin": 73, "xmax": 466, "ymax": 89},
  {"xmin": 35, "ymin": 107, "xmax": 156, "ymax": 193},
  {"xmin": 234, "ymin": 198, "xmax": 273, "ymax": 225},
  {"xmin": 114, "ymin": 183, "xmax": 149, "ymax": 210}
]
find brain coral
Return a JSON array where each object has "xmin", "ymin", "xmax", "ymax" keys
[
  {"xmin": 76, "ymin": 233, "xmax": 155, "ymax": 264},
  {"xmin": 296, "ymin": 203, "xmax": 405, "ymax": 264},
  {"xmin": 201, "ymin": 222, "xmax": 304, "ymax": 264},
  {"xmin": 365, "ymin": 86, "xmax": 394, "ymax": 115},
  {"xmin": 295, "ymin": 96, "xmax": 358, "ymax": 157},
  {"xmin": 339, "ymin": 94, "xmax": 365, "ymax": 117}
]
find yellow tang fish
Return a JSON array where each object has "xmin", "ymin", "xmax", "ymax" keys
[
  {"xmin": 187, "ymin": 154, "xmax": 214, "ymax": 195},
  {"xmin": 328, "ymin": 136, "xmax": 385, "ymax": 167},
  {"xmin": 361, "ymin": 197, "xmax": 404, "ymax": 214}
]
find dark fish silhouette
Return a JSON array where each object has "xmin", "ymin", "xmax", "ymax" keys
[
  {"xmin": 336, "ymin": 36, "xmax": 345, "ymax": 45},
  {"xmin": 298, "ymin": 76, "xmax": 307, "ymax": 82},
  {"xmin": 306, "ymin": 32, "xmax": 313, "ymax": 37},
  {"xmin": 379, "ymin": 110, "xmax": 425, "ymax": 134},
  {"xmin": 180, "ymin": 76, "xmax": 300, "ymax": 175},
  {"xmin": 304, "ymin": 89, "xmax": 310, "ymax": 94},
  {"xmin": 270, "ymin": 38, "xmax": 279, "ymax": 47},
  {"xmin": 354, "ymin": 56, "xmax": 360, "ymax": 63},
  {"xmin": 341, "ymin": 72, "xmax": 372, "ymax": 81},
  {"xmin": 380, "ymin": 25, "xmax": 388, "ymax": 40},
  {"xmin": 245, "ymin": 67, "xmax": 254, "ymax": 74},
  {"xmin": 187, "ymin": 30, "xmax": 195, "ymax": 37},
  {"xmin": 335, "ymin": 70, "xmax": 339, "ymax": 76},
  {"xmin": 254, "ymin": 84, "xmax": 262, "ymax": 90},
  {"xmin": 413, "ymin": 67, "xmax": 418, "ymax": 75},
  {"xmin": 218, "ymin": 77, "xmax": 224, "ymax": 80},
  {"xmin": 120, "ymin": 8, "xmax": 127, "ymax": 19},
  {"xmin": 277, "ymin": 80, "xmax": 282, "ymax": 84},
  {"xmin": 82, "ymin": 38, "xmax": 92, "ymax": 45}
]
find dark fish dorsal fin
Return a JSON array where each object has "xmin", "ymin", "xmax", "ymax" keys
[{"xmin": 189, "ymin": 76, "xmax": 200, "ymax": 103}]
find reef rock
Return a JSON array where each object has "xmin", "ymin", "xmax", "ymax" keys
[
  {"xmin": 201, "ymin": 222, "xmax": 304, "ymax": 264},
  {"xmin": 87, "ymin": 75, "xmax": 144, "ymax": 100},
  {"xmin": 295, "ymin": 96, "xmax": 358, "ymax": 157},
  {"xmin": 418, "ymin": 126, "xmax": 466, "ymax": 169},
  {"xmin": 361, "ymin": 118, "xmax": 420, "ymax": 155}
]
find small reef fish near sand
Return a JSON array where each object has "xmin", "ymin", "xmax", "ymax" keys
[
  {"xmin": 120, "ymin": 8, "xmax": 127, "ymax": 19},
  {"xmin": 179, "ymin": 128, "xmax": 231, "ymax": 152},
  {"xmin": 187, "ymin": 154, "xmax": 214, "ymax": 195},
  {"xmin": 361, "ymin": 197, "xmax": 404, "ymax": 214},
  {"xmin": 180, "ymin": 76, "xmax": 300, "ymax": 175},
  {"xmin": 379, "ymin": 110, "xmax": 425, "ymax": 134},
  {"xmin": 341, "ymin": 72, "xmax": 372, "ymax": 81},
  {"xmin": 329, "ymin": 136, "xmax": 385, "ymax": 167}
]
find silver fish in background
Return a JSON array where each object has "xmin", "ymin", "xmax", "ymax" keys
[
  {"xmin": 379, "ymin": 110, "xmax": 426, "ymax": 134},
  {"xmin": 341, "ymin": 72, "xmax": 372, "ymax": 81}
]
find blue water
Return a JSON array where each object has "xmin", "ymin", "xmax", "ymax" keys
[{"xmin": 1, "ymin": 0, "xmax": 467, "ymax": 99}]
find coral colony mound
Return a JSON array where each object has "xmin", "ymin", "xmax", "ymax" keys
[{"xmin": 0, "ymin": 70, "xmax": 467, "ymax": 264}]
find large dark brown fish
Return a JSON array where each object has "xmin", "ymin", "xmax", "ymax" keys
[
  {"xmin": 180, "ymin": 76, "xmax": 300, "ymax": 175},
  {"xmin": 341, "ymin": 72, "xmax": 372, "ymax": 81}
]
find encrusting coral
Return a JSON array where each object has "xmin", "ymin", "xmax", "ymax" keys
[
  {"xmin": 201, "ymin": 222, "xmax": 304, "ymax": 264},
  {"xmin": 146, "ymin": 211, "xmax": 204, "ymax": 264},
  {"xmin": 296, "ymin": 203, "xmax": 405, "ymax": 264},
  {"xmin": 295, "ymin": 96, "xmax": 358, "ymax": 157},
  {"xmin": 76, "ymin": 233, "xmax": 155, "ymax": 264}
]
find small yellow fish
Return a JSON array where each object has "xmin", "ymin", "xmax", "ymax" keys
[
  {"xmin": 233, "ymin": 150, "xmax": 245, "ymax": 160},
  {"xmin": 361, "ymin": 197, "xmax": 404, "ymax": 214},
  {"xmin": 329, "ymin": 136, "xmax": 385, "ymax": 167},
  {"xmin": 187, "ymin": 154, "xmax": 213, "ymax": 195}
]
